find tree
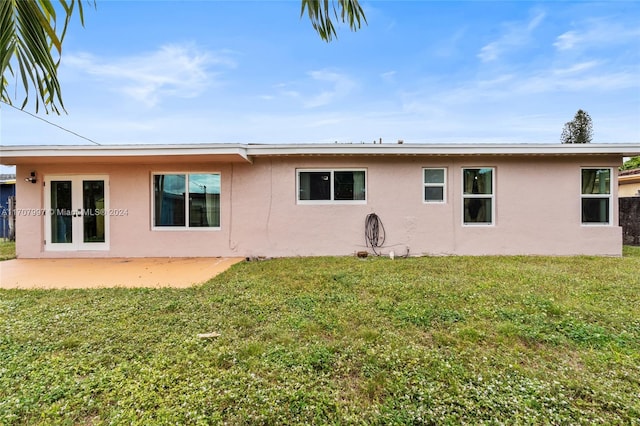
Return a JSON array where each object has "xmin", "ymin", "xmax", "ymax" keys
[
  {"xmin": 1, "ymin": 0, "xmax": 366, "ymax": 114},
  {"xmin": 560, "ymin": 109, "xmax": 593, "ymax": 144},
  {"xmin": 621, "ymin": 156, "xmax": 640, "ymax": 171}
]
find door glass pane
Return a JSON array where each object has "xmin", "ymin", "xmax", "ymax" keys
[
  {"xmin": 50, "ymin": 181, "xmax": 72, "ymax": 243},
  {"xmin": 83, "ymin": 180, "xmax": 105, "ymax": 243}
]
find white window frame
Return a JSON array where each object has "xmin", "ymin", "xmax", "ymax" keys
[
  {"xmin": 423, "ymin": 167, "xmax": 447, "ymax": 204},
  {"xmin": 296, "ymin": 168, "xmax": 367, "ymax": 205},
  {"xmin": 580, "ymin": 167, "xmax": 613, "ymax": 226},
  {"xmin": 151, "ymin": 172, "xmax": 221, "ymax": 231},
  {"xmin": 462, "ymin": 167, "xmax": 495, "ymax": 226}
]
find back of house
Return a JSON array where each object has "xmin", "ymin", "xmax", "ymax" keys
[{"xmin": 1, "ymin": 142, "xmax": 639, "ymax": 258}]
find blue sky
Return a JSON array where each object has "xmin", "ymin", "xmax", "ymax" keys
[{"xmin": 1, "ymin": 0, "xmax": 639, "ymax": 148}]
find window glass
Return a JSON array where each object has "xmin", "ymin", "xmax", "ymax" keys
[
  {"xmin": 299, "ymin": 172, "xmax": 331, "ymax": 201},
  {"xmin": 154, "ymin": 174, "xmax": 186, "ymax": 227},
  {"xmin": 424, "ymin": 168, "xmax": 444, "ymax": 184},
  {"xmin": 581, "ymin": 168, "xmax": 611, "ymax": 224},
  {"xmin": 298, "ymin": 170, "xmax": 366, "ymax": 202},
  {"xmin": 464, "ymin": 198, "xmax": 492, "ymax": 224},
  {"xmin": 423, "ymin": 168, "xmax": 446, "ymax": 202},
  {"xmin": 581, "ymin": 169, "xmax": 610, "ymax": 195},
  {"xmin": 582, "ymin": 199, "xmax": 609, "ymax": 223},
  {"xmin": 334, "ymin": 171, "xmax": 366, "ymax": 200},
  {"xmin": 463, "ymin": 168, "xmax": 493, "ymax": 195},
  {"xmin": 189, "ymin": 174, "xmax": 221, "ymax": 227},
  {"xmin": 154, "ymin": 173, "xmax": 220, "ymax": 228},
  {"xmin": 425, "ymin": 187, "xmax": 444, "ymax": 202},
  {"xmin": 462, "ymin": 168, "xmax": 494, "ymax": 225}
]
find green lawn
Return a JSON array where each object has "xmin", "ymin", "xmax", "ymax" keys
[
  {"xmin": 0, "ymin": 241, "xmax": 15, "ymax": 261},
  {"xmin": 1, "ymin": 250, "xmax": 639, "ymax": 424}
]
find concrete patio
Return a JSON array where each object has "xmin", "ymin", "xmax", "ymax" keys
[{"xmin": 0, "ymin": 257, "xmax": 244, "ymax": 289}]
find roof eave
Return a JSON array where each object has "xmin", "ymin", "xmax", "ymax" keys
[
  {"xmin": 0, "ymin": 144, "xmax": 252, "ymax": 165},
  {"xmin": 2, "ymin": 143, "xmax": 639, "ymax": 165},
  {"xmin": 245, "ymin": 143, "xmax": 640, "ymax": 157}
]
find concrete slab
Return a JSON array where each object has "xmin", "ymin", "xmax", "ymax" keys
[{"xmin": 0, "ymin": 257, "xmax": 244, "ymax": 289}]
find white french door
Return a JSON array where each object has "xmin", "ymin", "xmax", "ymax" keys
[{"xmin": 44, "ymin": 175, "xmax": 109, "ymax": 251}]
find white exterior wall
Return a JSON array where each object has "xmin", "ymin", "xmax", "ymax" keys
[{"xmin": 14, "ymin": 154, "xmax": 622, "ymax": 258}]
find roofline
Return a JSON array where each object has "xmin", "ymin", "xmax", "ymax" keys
[
  {"xmin": 0, "ymin": 143, "xmax": 248, "ymax": 157},
  {"xmin": 0, "ymin": 144, "xmax": 251, "ymax": 165},
  {"xmin": 245, "ymin": 143, "xmax": 640, "ymax": 157},
  {"xmin": 2, "ymin": 143, "xmax": 639, "ymax": 165}
]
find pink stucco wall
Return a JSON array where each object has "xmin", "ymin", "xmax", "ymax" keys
[{"xmin": 15, "ymin": 154, "xmax": 622, "ymax": 258}]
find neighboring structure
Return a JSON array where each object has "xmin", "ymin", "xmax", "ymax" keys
[
  {"xmin": 618, "ymin": 168, "xmax": 640, "ymax": 197},
  {"xmin": 0, "ymin": 174, "xmax": 16, "ymax": 240},
  {"xmin": 1, "ymin": 143, "xmax": 639, "ymax": 258},
  {"xmin": 618, "ymin": 167, "xmax": 640, "ymax": 246}
]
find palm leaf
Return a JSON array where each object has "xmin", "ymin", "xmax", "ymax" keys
[
  {"xmin": 0, "ymin": 0, "xmax": 92, "ymax": 114},
  {"xmin": 301, "ymin": 0, "xmax": 367, "ymax": 42}
]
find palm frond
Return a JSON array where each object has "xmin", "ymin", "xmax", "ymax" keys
[
  {"xmin": 301, "ymin": 0, "xmax": 367, "ymax": 42},
  {"xmin": 0, "ymin": 0, "xmax": 92, "ymax": 114}
]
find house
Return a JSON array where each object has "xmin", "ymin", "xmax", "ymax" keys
[
  {"xmin": 618, "ymin": 167, "xmax": 640, "ymax": 197},
  {"xmin": 1, "ymin": 143, "xmax": 639, "ymax": 258},
  {"xmin": 0, "ymin": 174, "xmax": 16, "ymax": 240},
  {"xmin": 618, "ymin": 167, "xmax": 640, "ymax": 246}
]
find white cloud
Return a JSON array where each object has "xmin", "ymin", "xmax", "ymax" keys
[
  {"xmin": 65, "ymin": 44, "xmax": 236, "ymax": 107},
  {"xmin": 554, "ymin": 31, "xmax": 579, "ymax": 51},
  {"xmin": 552, "ymin": 61, "xmax": 600, "ymax": 75},
  {"xmin": 302, "ymin": 70, "xmax": 356, "ymax": 108},
  {"xmin": 399, "ymin": 62, "xmax": 638, "ymax": 112},
  {"xmin": 478, "ymin": 10, "xmax": 546, "ymax": 62},
  {"xmin": 273, "ymin": 73, "xmax": 357, "ymax": 107},
  {"xmin": 554, "ymin": 19, "xmax": 640, "ymax": 51},
  {"xmin": 380, "ymin": 71, "xmax": 396, "ymax": 83}
]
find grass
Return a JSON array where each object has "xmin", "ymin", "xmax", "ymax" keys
[
  {"xmin": 0, "ymin": 240, "xmax": 15, "ymax": 261},
  {"xmin": 1, "ymin": 250, "xmax": 639, "ymax": 424}
]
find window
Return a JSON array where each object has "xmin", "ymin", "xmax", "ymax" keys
[
  {"xmin": 581, "ymin": 168, "xmax": 612, "ymax": 224},
  {"xmin": 297, "ymin": 169, "xmax": 366, "ymax": 203},
  {"xmin": 153, "ymin": 173, "xmax": 220, "ymax": 228},
  {"xmin": 462, "ymin": 168, "xmax": 494, "ymax": 225},
  {"xmin": 423, "ymin": 168, "xmax": 446, "ymax": 203}
]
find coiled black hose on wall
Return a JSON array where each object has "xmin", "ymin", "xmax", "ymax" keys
[{"xmin": 365, "ymin": 213, "xmax": 385, "ymax": 255}]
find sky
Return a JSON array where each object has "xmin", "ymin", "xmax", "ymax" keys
[{"xmin": 1, "ymin": 0, "xmax": 639, "ymax": 151}]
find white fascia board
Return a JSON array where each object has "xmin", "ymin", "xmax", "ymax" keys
[
  {"xmin": 0, "ymin": 144, "xmax": 251, "ymax": 163},
  {"xmin": 2, "ymin": 143, "xmax": 639, "ymax": 164},
  {"xmin": 246, "ymin": 143, "xmax": 640, "ymax": 157}
]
